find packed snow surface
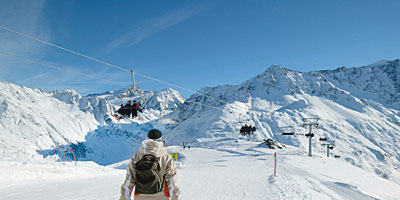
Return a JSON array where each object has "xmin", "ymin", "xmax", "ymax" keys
[{"xmin": 1, "ymin": 142, "xmax": 400, "ymax": 200}]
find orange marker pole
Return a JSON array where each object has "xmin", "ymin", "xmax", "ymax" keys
[
  {"xmin": 62, "ymin": 145, "xmax": 66, "ymax": 161},
  {"xmin": 70, "ymin": 148, "xmax": 77, "ymax": 166}
]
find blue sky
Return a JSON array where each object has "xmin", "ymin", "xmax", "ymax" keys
[{"xmin": 1, "ymin": 0, "xmax": 399, "ymax": 97}]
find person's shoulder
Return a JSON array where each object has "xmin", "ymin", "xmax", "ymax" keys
[
  {"xmin": 158, "ymin": 147, "xmax": 170, "ymax": 158},
  {"xmin": 132, "ymin": 151, "xmax": 143, "ymax": 161}
]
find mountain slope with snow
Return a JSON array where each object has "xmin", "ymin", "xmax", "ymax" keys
[
  {"xmin": 0, "ymin": 82, "xmax": 185, "ymax": 164},
  {"xmin": 166, "ymin": 60, "xmax": 400, "ymax": 183},
  {"xmin": 0, "ymin": 82, "xmax": 99, "ymax": 160},
  {"xmin": 319, "ymin": 59, "xmax": 400, "ymax": 108}
]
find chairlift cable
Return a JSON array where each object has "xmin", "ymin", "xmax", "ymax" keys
[
  {"xmin": 0, "ymin": 25, "xmax": 130, "ymax": 72},
  {"xmin": 0, "ymin": 25, "xmax": 229, "ymax": 105},
  {"xmin": 0, "ymin": 52, "xmax": 128, "ymax": 86},
  {"xmin": 184, "ymin": 99, "xmax": 224, "ymax": 111},
  {"xmin": 1, "ymin": 51, "xmax": 225, "ymax": 113},
  {"xmin": 0, "ymin": 24, "xmax": 275, "ymax": 127},
  {"xmin": 133, "ymin": 72, "xmax": 227, "ymax": 104}
]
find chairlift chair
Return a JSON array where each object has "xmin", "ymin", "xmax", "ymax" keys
[
  {"xmin": 160, "ymin": 118, "xmax": 179, "ymax": 124},
  {"xmin": 112, "ymin": 70, "xmax": 144, "ymax": 121},
  {"xmin": 275, "ymin": 126, "xmax": 295, "ymax": 136}
]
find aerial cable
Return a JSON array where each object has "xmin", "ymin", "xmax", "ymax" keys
[
  {"xmin": 0, "ymin": 25, "xmax": 230, "ymax": 105},
  {"xmin": 0, "ymin": 25, "xmax": 130, "ymax": 73},
  {"xmin": 184, "ymin": 99, "xmax": 225, "ymax": 111},
  {"xmin": 134, "ymin": 71, "xmax": 228, "ymax": 104},
  {"xmin": 1, "ymin": 51, "xmax": 225, "ymax": 111},
  {"xmin": 0, "ymin": 52, "xmax": 128, "ymax": 86}
]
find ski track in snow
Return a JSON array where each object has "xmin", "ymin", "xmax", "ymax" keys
[{"xmin": 2, "ymin": 143, "xmax": 400, "ymax": 199}]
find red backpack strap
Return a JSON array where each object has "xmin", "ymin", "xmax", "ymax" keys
[{"xmin": 164, "ymin": 182, "xmax": 171, "ymax": 197}]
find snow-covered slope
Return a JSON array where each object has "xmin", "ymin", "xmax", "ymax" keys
[
  {"xmin": 319, "ymin": 59, "xmax": 400, "ymax": 108},
  {"xmin": 0, "ymin": 82, "xmax": 185, "ymax": 165},
  {"xmin": 51, "ymin": 89, "xmax": 112, "ymax": 125},
  {"xmin": 0, "ymin": 82, "xmax": 99, "ymax": 160},
  {"xmin": 166, "ymin": 60, "xmax": 400, "ymax": 183}
]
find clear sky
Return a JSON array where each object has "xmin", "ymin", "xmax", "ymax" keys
[{"xmin": 1, "ymin": 0, "xmax": 399, "ymax": 97}]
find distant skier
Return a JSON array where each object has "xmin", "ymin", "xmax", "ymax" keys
[
  {"xmin": 181, "ymin": 142, "xmax": 185, "ymax": 150},
  {"xmin": 120, "ymin": 129, "xmax": 181, "ymax": 200}
]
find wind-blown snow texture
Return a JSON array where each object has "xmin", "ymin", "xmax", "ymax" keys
[{"xmin": 1, "ymin": 59, "xmax": 400, "ymax": 199}]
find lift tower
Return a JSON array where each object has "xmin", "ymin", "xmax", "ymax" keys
[
  {"xmin": 301, "ymin": 118, "xmax": 320, "ymax": 157},
  {"xmin": 130, "ymin": 70, "xmax": 135, "ymax": 89}
]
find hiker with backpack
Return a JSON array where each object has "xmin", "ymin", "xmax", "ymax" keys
[{"xmin": 120, "ymin": 129, "xmax": 181, "ymax": 200}]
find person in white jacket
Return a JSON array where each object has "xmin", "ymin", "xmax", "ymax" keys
[{"xmin": 120, "ymin": 129, "xmax": 181, "ymax": 200}]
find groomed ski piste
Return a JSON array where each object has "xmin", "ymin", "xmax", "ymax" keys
[{"xmin": 1, "ymin": 140, "xmax": 400, "ymax": 200}]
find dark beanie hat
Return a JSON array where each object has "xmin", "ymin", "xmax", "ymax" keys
[{"xmin": 148, "ymin": 129, "xmax": 162, "ymax": 140}]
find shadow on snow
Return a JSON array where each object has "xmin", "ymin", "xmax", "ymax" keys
[{"xmin": 37, "ymin": 122, "xmax": 154, "ymax": 166}]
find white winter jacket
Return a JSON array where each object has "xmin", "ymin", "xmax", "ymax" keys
[{"xmin": 120, "ymin": 139, "xmax": 181, "ymax": 200}]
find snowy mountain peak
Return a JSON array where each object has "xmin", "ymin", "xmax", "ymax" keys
[
  {"xmin": 153, "ymin": 88, "xmax": 185, "ymax": 108},
  {"xmin": 139, "ymin": 88, "xmax": 185, "ymax": 120},
  {"xmin": 169, "ymin": 59, "xmax": 400, "ymax": 183},
  {"xmin": 87, "ymin": 86, "xmax": 147, "ymax": 100},
  {"xmin": 117, "ymin": 86, "xmax": 147, "ymax": 99},
  {"xmin": 318, "ymin": 59, "xmax": 400, "ymax": 108},
  {"xmin": 51, "ymin": 89, "xmax": 82, "ymax": 104},
  {"xmin": 263, "ymin": 65, "xmax": 292, "ymax": 73},
  {"xmin": 368, "ymin": 59, "xmax": 390, "ymax": 67}
]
